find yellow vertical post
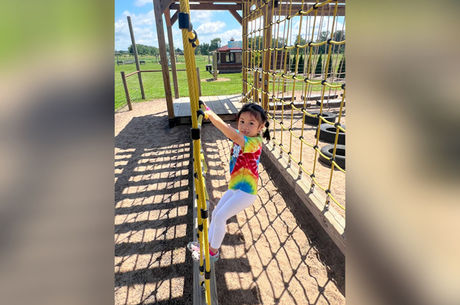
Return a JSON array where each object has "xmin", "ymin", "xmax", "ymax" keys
[{"xmin": 178, "ymin": 0, "xmax": 212, "ymax": 303}]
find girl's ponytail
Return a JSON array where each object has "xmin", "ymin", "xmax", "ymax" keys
[{"xmin": 262, "ymin": 120, "xmax": 271, "ymax": 141}]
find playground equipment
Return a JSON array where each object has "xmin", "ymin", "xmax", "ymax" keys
[
  {"xmin": 241, "ymin": 0, "xmax": 346, "ymax": 250},
  {"xmin": 205, "ymin": 52, "xmax": 219, "ymax": 80},
  {"xmin": 150, "ymin": 0, "xmax": 346, "ymax": 302}
]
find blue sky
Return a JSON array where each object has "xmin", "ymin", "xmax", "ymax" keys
[{"xmin": 115, "ymin": 0, "xmax": 243, "ymax": 51}]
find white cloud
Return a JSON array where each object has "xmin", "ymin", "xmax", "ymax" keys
[
  {"xmin": 191, "ymin": 10, "xmax": 213, "ymax": 22},
  {"xmin": 114, "ymin": 9, "xmax": 157, "ymax": 50},
  {"xmin": 196, "ymin": 21, "xmax": 226, "ymax": 34},
  {"xmin": 220, "ymin": 29, "xmax": 243, "ymax": 44},
  {"xmin": 197, "ymin": 28, "xmax": 242, "ymax": 46},
  {"xmin": 114, "ymin": 18, "xmax": 126, "ymax": 34},
  {"xmin": 134, "ymin": 0, "xmax": 152, "ymax": 7}
]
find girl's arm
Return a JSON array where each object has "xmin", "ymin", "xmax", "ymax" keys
[{"xmin": 205, "ymin": 108, "xmax": 245, "ymax": 147}]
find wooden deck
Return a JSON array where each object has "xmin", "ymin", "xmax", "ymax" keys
[{"xmin": 173, "ymin": 94, "xmax": 242, "ymax": 125}]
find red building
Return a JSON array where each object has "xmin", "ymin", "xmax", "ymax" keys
[{"xmin": 216, "ymin": 38, "xmax": 242, "ymax": 73}]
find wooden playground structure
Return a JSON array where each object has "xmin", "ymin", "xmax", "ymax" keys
[{"xmin": 116, "ymin": 1, "xmax": 346, "ymax": 304}]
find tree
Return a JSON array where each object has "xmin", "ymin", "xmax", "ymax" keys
[
  {"xmin": 197, "ymin": 43, "xmax": 210, "ymax": 55},
  {"xmin": 290, "ymin": 54, "xmax": 304, "ymax": 73},
  {"xmin": 315, "ymin": 53, "xmax": 323, "ymax": 75},
  {"xmin": 271, "ymin": 38, "xmax": 284, "ymax": 49},
  {"xmin": 210, "ymin": 38, "xmax": 221, "ymax": 51},
  {"xmin": 337, "ymin": 56, "xmax": 345, "ymax": 78},
  {"xmin": 128, "ymin": 44, "xmax": 159, "ymax": 56},
  {"xmin": 333, "ymin": 30, "xmax": 345, "ymax": 53},
  {"xmin": 326, "ymin": 56, "xmax": 333, "ymax": 77},
  {"xmin": 290, "ymin": 35, "xmax": 307, "ymax": 55},
  {"xmin": 298, "ymin": 54, "xmax": 304, "ymax": 73},
  {"xmin": 248, "ymin": 36, "xmax": 263, "ymax": 50},
  {"xmin": 305, "ymin": 55, "xmax": 314, "ymax": 75},
  {"xmin": 316, "ymin": 31, "xmax": 329, "ymax": 53}
]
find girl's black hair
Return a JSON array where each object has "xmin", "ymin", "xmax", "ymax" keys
[{"xmin": 237, "ymin": 103, "xmax": 271, "ymax": 141}]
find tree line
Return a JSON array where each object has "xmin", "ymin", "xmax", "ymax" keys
[
  {"xmin": 116, "ymin": 37, "xmax": 223, "ymax": 57},
  {"xmin": 248, "ymin": 30, "xmax": 345, "ymax": 54},
  {"xmin": 116, "ymin": 30, "xmax": 344, "ymax": 59}
]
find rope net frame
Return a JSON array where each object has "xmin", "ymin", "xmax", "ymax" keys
[{"xmin": 242, "ymin": 0, "xmax": 346, "ymax": 214}]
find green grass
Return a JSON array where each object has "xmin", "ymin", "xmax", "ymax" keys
[
  {"xmin": 114, "ymin": 54, "xmax": 344, "ymax": 110},
  {"xmin": 115, "ymin": 55, "xmax": 242, "ymax": 110}
]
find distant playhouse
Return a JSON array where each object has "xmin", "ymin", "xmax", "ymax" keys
[{"xmin": 216, "ymin": 38, "xmax": 242, "ymax": 73}]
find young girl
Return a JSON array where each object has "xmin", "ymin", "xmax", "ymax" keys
[{"xmin": 188, "ymin": 103, "xmax": 271, "ymax": 261}]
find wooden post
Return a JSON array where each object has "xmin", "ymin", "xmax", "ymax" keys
[
  {"xmin": 120, "ymin": 71, "xmax": 133, "ymax": 110},
  {"xmin": 153, "ymin": 0, "xmax": 174, "ymax": 126},
  {"xmin": 242, "ymin": 0, "xmax": 248, "ymax": 102},
  {"xmin": 261, "ymin": 3, "xmax": 273, "ymax": 111},
  {"xmin": 212, "ymin": 51, "xmax": 218, "ymax": 80},
  {"xmin": 127, "ymin": 16, "xmax": 146, "ymax": 100},
  {"xmin": 196, "ymin": 67, "xmax": 201, "ymax": 96},
  {"xmin": 165, "ymin": 9, "xmax": 179, "ymax": 99}
]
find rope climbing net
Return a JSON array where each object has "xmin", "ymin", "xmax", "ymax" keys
[{"xmin": 242, "ymin": 0, "xmax": 346, "ymax": 213}]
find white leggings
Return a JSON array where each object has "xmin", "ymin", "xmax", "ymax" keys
[{"xmin": 208, "ymin": 189, "xmax": 257, "ymax": 249}]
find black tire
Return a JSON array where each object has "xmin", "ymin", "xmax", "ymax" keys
[
  {"xmin": 304, "ymin": 111, "xmax": 337, "ymax": 126},
  {"xmin": 315, "ymin": 123, "xmax": 346, "ymax": 144},
  {"xmin": 318, "ymin": 144, "xmax": 345, "ymax": 169}
]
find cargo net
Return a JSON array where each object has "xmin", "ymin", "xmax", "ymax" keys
[{"xmin": 242, "ymin": 0, "xmax": 346, "ymax": 216}]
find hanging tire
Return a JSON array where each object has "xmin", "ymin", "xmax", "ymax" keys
[
  {"xmin": 315, "ymin": 123, "xmax": 346, "ymax": 144},
  {"xmin": 304, "ymin": 111, "xmax": 337, "ymax": 126},
  {"xmin": 318, "ymin": 144, "xmax": 345, "ymax": 169}
]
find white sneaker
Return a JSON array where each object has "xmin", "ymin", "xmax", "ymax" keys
[
  {"xmin": 192, "ymin": 249, "xmax": 219, "ymax": 262},
  {"xmin": 187, "ymin": 241, "xmax": 200, "ymax": 252}
]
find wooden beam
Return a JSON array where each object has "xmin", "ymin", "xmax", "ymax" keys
[
  {"xmin": 229, "ymin": 10, "xmax": 242, "ymax": 25},
  {"xmin": 169, "ymin": 0, "xmax": 343, "ymax": 3},
  {"xmin": 161, "ymin": 0, "xmax": 174, "ymax": 13},
  {"xmin": 153, "ymin": 0, "xmax": 175, "ymax": 124},
  {"xmin": 245, "ymin": 4, "xmax": 345, "ymax": 21},
  {"xmin": 170, "ymin": 10, "xmax": 178, "ymax": 25},
  {"xmin": 273, "ymin": 5, "xmax": 345, "ymax": 17},
  {"xmin": 127, "ymin": 16, "xmax": 146, "ymax": 100},
  {"xmin": 120, "ymin": 71, "xmax": 133, "ymax": 111},
  {"xmin": 170, "ymin": 0, "xmax": 345, "ymax": 3},
  {"xmin": 169, "ymin": 3, "xmax": 242, "ymax": 10},
  {"xmin": 164, "ymin": 9, "xmax": 179, "ymax": 99}
]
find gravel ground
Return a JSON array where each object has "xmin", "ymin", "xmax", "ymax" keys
[{"xmin": 114, "ymin": 98, "xmax": 345, "ymax": 305}]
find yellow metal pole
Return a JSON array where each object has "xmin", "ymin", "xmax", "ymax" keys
[{"xmin": 178, "ymin": 0, "xmax": 212, "ymax": 302}]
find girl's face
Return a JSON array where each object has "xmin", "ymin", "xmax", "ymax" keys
[{"xmin": 238, "ymin": 111, "xmax": 264, "ymax": 137}]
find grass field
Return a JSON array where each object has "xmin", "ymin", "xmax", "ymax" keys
[
  {"xmin": 115, "ymin": 55, "xmax": 242, "ymax": 110},
  {"xmin": 114, "ymin": 54, "xmax": 344, "ymax": 110}
]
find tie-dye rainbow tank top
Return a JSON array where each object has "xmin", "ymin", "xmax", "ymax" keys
[{"xmin": 228, "ymin": 135, "xmax": 263, "ymax": 195}]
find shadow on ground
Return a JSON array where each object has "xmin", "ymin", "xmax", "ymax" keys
[
  {"xmin": 114, "ymin": 113, "xmax": 194, "ymax": 305},
  {"xmin": 201, "ymin": 122, "xmax": 345, "ymax": 305}
]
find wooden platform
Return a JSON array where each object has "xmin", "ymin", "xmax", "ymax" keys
[{"xmin": 173, "ymin": 94, "xmax": 242, "ymax": 125}]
